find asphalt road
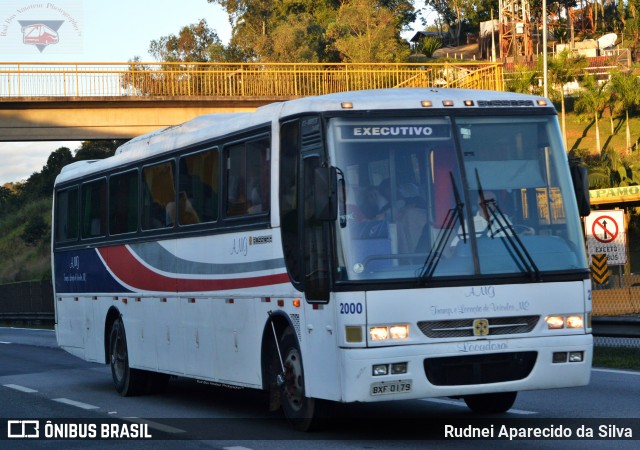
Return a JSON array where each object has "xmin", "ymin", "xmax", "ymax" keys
[{"xmin": 0, "ymin": 327, "xmax": 638, "ymax": 449}]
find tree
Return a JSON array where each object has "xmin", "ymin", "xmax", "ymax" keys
[
  {"xmin": 587, "ymin": 148, "xmax": 640, "ymax": 188},
  {"xmin": 609, "ymin": 69, "xmax": 640, "ymax": 154},
  {"xmin": 505, "ymin": 63, "xmax": 540, "ymax": 94},
  {"xmin": 149, "ymin": 19, "xmax": 229, "ymax": 62},
  {"xmin": 326, "ymin": 0, "xmax": 410, "ymax": 62},
  {"xmin": 74, "ymin": 140, "xmax": 126, "ymax": 161},
  {"xmin": 208, "ymin": 0, "xmax": 414, "ymax": 62},
  {"xmin": 21, "ymin": 147, "xmax": 73, "ymax": 200},
  {"xmin": 425, "ymin": 0, "xmax": 487, "ymax": 46},
  {"xmin": 21, "ymin": 215, "xmax": 48, "ymax": 247},
  {"xmin": 546, "ymin": 49, "xmax": 588, "ymax": 149},
  {"xmin": 574, "ymin": 73, "xmax": 609, "ymax": 155}
]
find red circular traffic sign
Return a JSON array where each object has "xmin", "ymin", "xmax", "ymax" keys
[{"xmin": 591, "ymin": 215, "xmax": 618, "ymax": 243}]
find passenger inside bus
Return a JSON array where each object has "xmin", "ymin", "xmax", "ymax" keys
[{"xmin": 396, "ymin": 182, "xmax": 429, "ymax": 255}]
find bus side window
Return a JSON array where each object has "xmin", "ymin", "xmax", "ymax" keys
[
  {"xmin": 178, "ymin": 149, "xmax": 219, "ymax": 225},
  {"xmin": 225, "ymin": 137, "xmax": 270, "ymax": 217},
  {"xmin": 109, "ymin": 170, "xmax": 139, "ymax": 235},
  {"xmin": 55, "ymin": 187, "xmax": 79, "ymax": 243},
  {"xmin": 141, "ymin": 162, "xmax": 175, "ymax": 229},
  {"xmin": 81, "ymin": 178, "xmax": 107, "ymax": 238}
]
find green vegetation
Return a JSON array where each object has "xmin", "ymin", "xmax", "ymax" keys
[
  {"xmin": 593, "ymin": 346, "xmax": 640, "ymax": 371},
  {"xmin": 0, "ymin": 141, "xmax": 124, "ymax": 283}
]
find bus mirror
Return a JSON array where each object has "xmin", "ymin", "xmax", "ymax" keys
[
  {"xmin": 314, "ymin": 166, "xmax": 338, "ymax": 221},
  {"xmin": 569, "ymin": 161, "xmax": 590, "ymax": 217}
]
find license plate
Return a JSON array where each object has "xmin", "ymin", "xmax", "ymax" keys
[{"xmin": 370, "ymin": 380, "xmax": 412, "ymax": 396}]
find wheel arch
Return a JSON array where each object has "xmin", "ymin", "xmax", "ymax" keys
[
  {"xmin": 103, "ymin": 306, "xmax": 122, "ymax": 364},
  {"xmin": 260, "ymin": 311, "xmax": 296, "ymax": 391}
]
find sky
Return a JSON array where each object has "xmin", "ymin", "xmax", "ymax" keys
[{"xmin": 0, "ymin": 0, "xmax": 427, "ymax": 186}]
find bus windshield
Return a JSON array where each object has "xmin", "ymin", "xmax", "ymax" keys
[{"xmin": 327, "ymin": 115, "xmax": 588, "ymax": 283}]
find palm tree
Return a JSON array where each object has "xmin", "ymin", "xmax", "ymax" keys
[
  {"xmin": 609, "ymin": 69, "xmax": 640, "ymax": 154},
  {"xmin": 505, "ymin": 63, "xmax": 540, "ymax": 94},
  {"xmin": 574, "ymin": 73, "xmax": 609, "ymax": 155},
  {"xmin": 588, "ymin": 149, "xmax": 640, "ymax": 188},
  {"xmin": 546, "ymin": 49, "xmax": 588, "ymax": 149}
]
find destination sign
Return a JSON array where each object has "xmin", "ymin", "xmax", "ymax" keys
[{"xmin": 339, "ymin": 124, "xmax": 450, "ymax": 140}]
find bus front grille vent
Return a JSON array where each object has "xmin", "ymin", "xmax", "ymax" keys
[
  {"xmin": 417, "ymin": 315, "xmax": 539, "ymax": 338},
  {"xmin": 424, "ymin": 351, "xmax": 537, "ymax": 386}
]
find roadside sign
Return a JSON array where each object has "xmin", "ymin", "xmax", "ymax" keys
[
  {"xmin": 590, "ymin": 253, "xmax": 610, "ymax": 285},
  {"xmin": 584, "ymin": 210, "xmax": 627, "ymax": 265}
]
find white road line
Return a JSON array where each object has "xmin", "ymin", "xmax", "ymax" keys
[
  {"xmin": 0, "ymin": 341, "xmax": 11, "ymax": 344},
  {"xmin": 592, "ymin": 367, "xmax": 640, "ymax": 376},
  {"xmin": 53, "ymin": 398, "xmax": 100, "ymax": 410},
  {"xmin": 123, "ymin": 418, "xmax": 186, "ymax": 434},
  {"xmin": 3, "ymin": 384, "xmax": 38, "ymax": 393},
  {"xmin": 223, "ymin": 447, "xmax": 255, "ymax": 450},
  {"xmin": 421, "ymin": 397, "xmax": 537, "ymax": 415}
]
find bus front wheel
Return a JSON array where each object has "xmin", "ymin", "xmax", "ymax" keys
[
  {"xmin": 109, "ymin": 318, "xmax": 147, "ymax": 396},
  {"xmin": 463, "ymin": 391, "xmax": 518, "ymax": 414},
  {"xmin": 278, "ymin": 330, "xmax": 317, "ymax": 431}
]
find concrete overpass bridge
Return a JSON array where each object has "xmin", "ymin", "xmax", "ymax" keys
[{"xmin": 0, "ymin": 61, "xmax": 504, "ymax": 141}]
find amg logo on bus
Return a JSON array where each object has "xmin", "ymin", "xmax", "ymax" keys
[{"xmin": 477, "ymin": 100, "xmax": 535, "ymax": 107}]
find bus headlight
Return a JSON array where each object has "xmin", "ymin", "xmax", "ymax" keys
[
  {"xmin": 390, "ymin": 325, "xmax": 409, "ymax": 339},
  {"xmin": 545, "ymin": 314, "xmax": 584, "ymax": 329},
  {"xmin": 545, "ymin": 315, "xmax": 564, "ymax": 329},
  {"xmin": 566, "ymin": 316, "xmax": 584, "ymax": 329},
  {"xmin": 370, "ymin": 327, "xmax": 389, "ymax": 341},
  {"xmin": 370, "ymin": 324, "xmax": 409, "ymax": 341}
]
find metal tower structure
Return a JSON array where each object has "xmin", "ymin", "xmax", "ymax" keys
[{"xmin": 499, "ymin": 0, "xmax": 533, "ymax": 61}]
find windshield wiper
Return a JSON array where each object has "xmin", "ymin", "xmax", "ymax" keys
[
  {"xmin": 476, "ymin": 170, "xmax": 540, "ymax": 280},
  {"xmin": 418, "ymin": 172, "xmax": 464, "ymax": 284}
]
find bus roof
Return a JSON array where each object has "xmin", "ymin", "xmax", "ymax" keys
[{"xmin": 56, "ymin": 88, "xmax": 551, "ymax": 185}]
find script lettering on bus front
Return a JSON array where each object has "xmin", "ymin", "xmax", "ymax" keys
[
  {"xmin": 430, "ymin": 300, "xmax": 530, "ymax": 317},
  {"xmin": 465, "ymin": 286, "xmax": 496, "ymax": 298}
]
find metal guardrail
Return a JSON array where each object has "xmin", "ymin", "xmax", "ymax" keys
[
  {"xmin": 0, "ymin": 280, "xmax": 53, "ymax": 324},
  {"xmin": 0, "ymin": 62, "xmax": 504, "ymax": 98},
  {"xmin": 592, "ymin": 316, "xmax": 640, "ymax": 338}
]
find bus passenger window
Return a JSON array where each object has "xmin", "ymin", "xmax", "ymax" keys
[
  {"xmin": 109, "ymin": 170, "xmax": 139, "ymax": 235},
  {"xmin": 178, "ymin": 149, "xmax": 219, "ymax": 225},
  {"xmin": 55, "ymin": 187, "xmax": 79, "ymax": 242},
  {"xmin": 141, "ymin": 162, "xmax": 175, "ymax": 229},
  {"xmin": 81, "ymin": 179, "xmax": 106, "ymax": 238},
  {"xmin": 225, "ymin": 137, "xmax": 270, "ymax": 217}
]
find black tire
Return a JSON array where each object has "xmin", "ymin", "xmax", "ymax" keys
[
  {"xmin": 463, "ymin": 391, "xmax": 518, "ymax": 414},
  {"xmin": 278, "ymin": 329, "xmax": 318, "ymax": 431},
  {"xmin": 109, "ymin": 318, "xmax": 148, "ymax": 396}
]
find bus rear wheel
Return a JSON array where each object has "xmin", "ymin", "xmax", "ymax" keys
[
  {"xmin": 109, "ymin": 318, "xmax": 147, "ymax": 396},
  {"xmin": 278, "ymin": 330, "xmax": 317, "ymax": 431},
  {"xmin": 463, "ymin": 391, "xmax": 517, "ymax": 414}
]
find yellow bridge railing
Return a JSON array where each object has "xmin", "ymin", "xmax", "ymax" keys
[{"xmin": 0, "ymin": 62, "xmax": 504, "ymax": 98}]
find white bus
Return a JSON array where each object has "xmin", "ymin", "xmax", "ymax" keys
[{"xmin": 53, "ymin": 88, "xmax": 592, "ymax": 430}]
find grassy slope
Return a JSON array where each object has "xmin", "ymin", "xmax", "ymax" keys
[{"xmin": 0, "ymin": 198, "xmax": 51, "ymax": 283}]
